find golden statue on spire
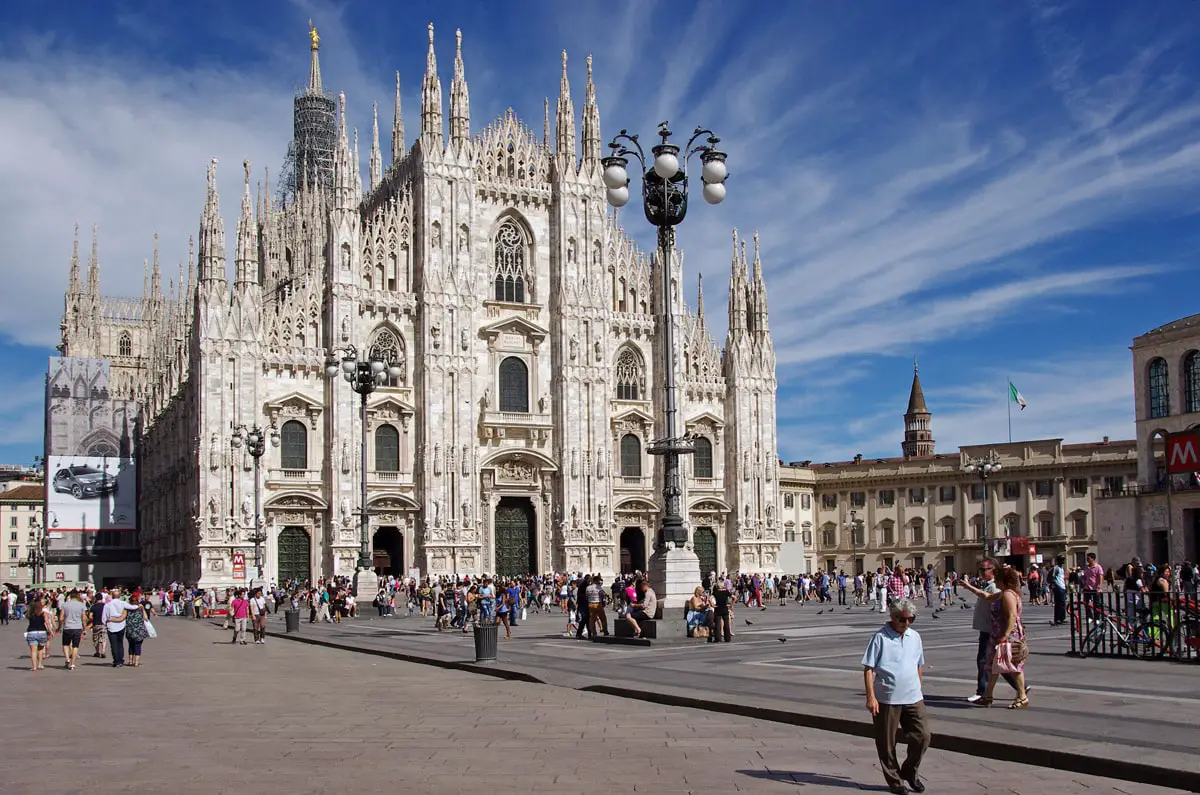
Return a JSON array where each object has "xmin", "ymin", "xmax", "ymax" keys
[{"xmin": 309, "ymin": 20, "xmax": 320, "ymax": 51}]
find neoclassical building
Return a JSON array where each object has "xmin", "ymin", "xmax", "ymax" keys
[{"xmin": 58, "ymin": 26, "xmax": 781, "ymax": 587}]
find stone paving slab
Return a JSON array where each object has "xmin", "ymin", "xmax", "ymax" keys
[{"xmin": 2, "ymin": 619, "xmax": 1190, "ymax": 795}]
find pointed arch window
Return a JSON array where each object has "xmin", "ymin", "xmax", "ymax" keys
[
  {"xmin": 369, "ymin": 328, "xmax": 406, "ymax": 386},
  {"xmin": 498, "ymin": 357, "xmax": 529, "ymax": 413},
  {"xmin": 620, "ymin": 434, "xmax": 642, "ymax": 477},
  {"xmin": 692, "ymin": 437, "xmax": 714, "ymax": 479},
  {"xmin": 615, "ymin": 347, "xmax": 645, "ymax": 401},
  {"xmin": 1148, "ymin": 357, "xmax": 1170, "ymax": 419},
  {"xmin": 374, "ymin": 424, "xmax": 400, "ymax": 472},
  {"xmin": 1185, "ymin": 351, "xmax": 1200, "ymax": 414},
  {"xmin": 280, "ymin": 420, "xmax": 308, "ymax": 470},
  {"xmin": 118, "ymin": 332, "xmax": 132, "ymax": 358},
  {"xmin": 493, "ymin": 219, "xmax": 528, "ymax": 303}
]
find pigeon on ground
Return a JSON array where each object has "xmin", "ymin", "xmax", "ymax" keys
[
  {"xmin": 931, "ymin": 613, "xmax": 939, "ymax": 620},
  {"xmin": 745, "ymin": 618, "xmax": 754, "ymax": 626},
  {"xmin": 778, "ymin": 637, "xmax": 788, "ymax": 643},
  {"xmin": 817, "ymin": 609, "xmax": 824, "ymax": 615}
]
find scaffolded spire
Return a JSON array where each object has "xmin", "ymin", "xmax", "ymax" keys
[
  {"xmin": 392, "ymin": 71, "xmax": 405, "ymax": 164},
  {"xmin": 581, "ymin": 54, "xmax": 601, "ymax": 165},
  {"xmin": 449, "ymin": 28, "xmax": 470, "ymax": 150},
  {"xmin": 421, "ymin": 23, "xmax": 443, "ymax": 150}
]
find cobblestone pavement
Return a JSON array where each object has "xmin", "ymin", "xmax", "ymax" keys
[{"xmin": 0, "ymin": 618, "xmax": 1187, "ymax": 795}]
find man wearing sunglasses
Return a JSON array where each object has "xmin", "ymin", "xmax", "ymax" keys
[
  {"xmin": 862, "ymin": 598, "xmax": 931, "ymax": 794},
  {"xmin": 961, "ymin": 558, "xmax": 1028, "ymax": 703}
]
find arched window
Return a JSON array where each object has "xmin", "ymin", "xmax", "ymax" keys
[
  {"xmin": 692, "ymin": 437, "xmax": 713, "ymax": 478},
  {"xmin": 280, "ymin": 420, "xmax": 308, "ymax": 470},
  {"xmin": 375, "ymin": 425, "xmax": 400, "ymax": 472},
  {"xmin": 493, "ymin": 219, "xmax": 527, "ymax": 303},
  {"xmin": 369, "ymin": 328, "xmax": 406, "ymax": 387},
  {"xmin": 1185, "ymin": 351, "xmax": 1200, "ymax": 414},
  {"xmin": 615, "ymin": 347, "xmax": 644, "ymax": 401},
  {"xmin": 620, "ymin": 434, "xmax": 642, "ymax": 477},
  {"xmin": 1148, "ymin": 357, "xmax": 1170, "ymax": 419},
  {"xmin": 118, "ymin": 332, "xmax": 132, "ymax": 357},
  {"xmin": 498, "ymin": 357, "xmax": 529, "ymax": 413}
]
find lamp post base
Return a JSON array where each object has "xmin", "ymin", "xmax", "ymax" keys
[
  {"xmin": 647, "ymin": 545, "xmax": 702, "ymax": 611},
  {"xmin": 352, "ymin": 568, "xmax": 379, "ymax": 601}
]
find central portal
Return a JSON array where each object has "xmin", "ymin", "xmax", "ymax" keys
[
  {"xmin": 372, "ymin": 526, "xmax": 405, "ymax": 577},
  {"xmin": 494, "ymin": 497, "xmax": 536, "ymax": 578}
]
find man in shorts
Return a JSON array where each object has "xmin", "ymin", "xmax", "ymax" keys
[
  {"xmin": 89, "ymin": 592, "xmax": 108, "ymax": 658},
  {"xmin": 59, "ymin": 589, "xmax": 86, "ymax": 670}
]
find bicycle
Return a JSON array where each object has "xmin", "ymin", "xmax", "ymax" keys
[{"xmin": 1076, "ymin": 603, "xmax": 1169, "ymax": 660}]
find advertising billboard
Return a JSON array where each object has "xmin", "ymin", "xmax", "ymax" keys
[{"xmin": 45, "ymin": 454, "xmax": 137, "ymax": 532}]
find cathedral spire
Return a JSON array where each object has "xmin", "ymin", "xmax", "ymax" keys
[
  {"xmin": 449, "ymin": 28, "xmax": 470, "ymax": 150},
  {"xmin": 555, "ymin": 50, "xmax": 576, "ymax": 163},
  {"xmin": 67, "ymin": 222, "xmax": 82, "ymax": 296},
  {"xmin": 750, "ymin": 230, "xmax": 769, "ymax": 333},
  {"xmin": 369, "ymin": 102, "xmax": 382, "ymax": 191},
  {"xmin": 543, "ymin": 98, "xmax": 550, "ymax": 148},
  {"xmin": 726, "ymin": 228, "xmax": 745, "ymax": 334},
  {"xmin": 333, "ymin": 93, "xmax": 356, "ymax": 209},
  {"xmin": 143, "ymin": 259, "xmax": 149, "ymax": 300},
  {"xmin": 307, "ymin": 20, "xmax": 323, "ymax": 94},
  {"xmin": 151, "ymin": 231, "xmax": 162, "ymax": 298},
  {"xmin": 696, "ymin": 272, "xmax": 705, "ymax": 321},
  {"xmin": 902, "ymin": 361, "xmax": 935, "ymax": 458},
  {"xmin": 392, "ymin": 71, "xmax": 405, "ymax": 164},
  {"xmin": 421, "ymin": 23, "xmax": 444, "ymax": 150},
  {"xmin": 86, "ymin": 223, "xmax": 100, "ymax": 297},
  {"xmin": 235, "ymin": 159, "xmax": 258, "ymax": 285},
  {"xmin": 198, "ymin": 158, "xmax": 226, "ymax": 284},
  {"xmin": 581, "ymin": 54, "xmax": 601, "ymax": 166}
]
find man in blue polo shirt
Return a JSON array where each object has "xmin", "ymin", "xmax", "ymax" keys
[{"xmin": 862, "ymin": 598, "xmax": 931, "ymax": 794}]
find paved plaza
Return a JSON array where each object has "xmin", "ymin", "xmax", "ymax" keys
[{"xmin": 4, "ymin": 613, "xmax": 1193, "ymax": 795}]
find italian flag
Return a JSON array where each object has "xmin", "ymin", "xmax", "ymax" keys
[{"xmin": 1009, "ymin": 382, "xmax": 1027, "ymax": 410}]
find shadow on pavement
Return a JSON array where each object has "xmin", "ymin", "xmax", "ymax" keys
[
  {"xmin": 923, "ymin": 694, "xmax": 977, "ymax": 710},
  {"xmin": 737, "ymin": 769, "xmax": 890, "ymax": 790}
]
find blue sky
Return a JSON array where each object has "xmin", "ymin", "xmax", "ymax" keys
[{"xmin": 0, "ymin": 1, "xmax": 1198, "ymax": 467}]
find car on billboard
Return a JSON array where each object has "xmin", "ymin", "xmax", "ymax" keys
[{"xmin": 51, "ymin": 465, "xmax": 118, "ymax": 500}]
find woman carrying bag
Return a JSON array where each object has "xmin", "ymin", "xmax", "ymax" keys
[{"xmin": 979, "ymin": 566, "xmax": 1029, "ymax": 709}]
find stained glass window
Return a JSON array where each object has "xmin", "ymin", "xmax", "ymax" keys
[
  {"xmin": 615, "ymin": 348, "xmax": 644, "ymax": 400},
  {"xmin": 493, "ymin": 220, "xmax": 527, "ymax": 303},
  {"xmin": 369, "ymin": 329, "xmax": 405, "ymax": 386}
]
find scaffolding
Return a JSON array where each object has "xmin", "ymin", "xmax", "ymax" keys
[{"xmin": 279, "ymin": 88, "xmax": 336, "ymax": 204}]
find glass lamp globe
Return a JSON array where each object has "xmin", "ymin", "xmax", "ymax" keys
[
  {"xmin": 325, "ymin": 362, "xmax": 339, "ymax": 378},
  {"xmin": 603, "ymin": 164, "xmax": 628, "ymax": 189},
  {"xmin": 653, "ymin": 151, "xmax": 679, "ymax": 179},
  {"xmin": 606, "ymin": 186, "xmax": 630, "ymax": 207},
  {"xmin": 702, "ymin": 157, "xmax": 727, "ymax": 184},
  {"xmin": 341, "ymin": 357, "xmax": 356, "ymax": 375},
  {"xmin": 388, "ymin": 364, "xmax": 403, "ymax": 379},
  {"xmin": 370, "ymin": 359, "xmax": 386, "ymax": 374},
  {"xmin": 343, "ymin": 371, "xmax": 353, "ymax": 383},
  {"xmin": 231, "ymin": 435, "xmax": 243, "ymax": 448},
  {"xmin": 702, "ymin": 181, "xmax": 726, "ymax": 205}
]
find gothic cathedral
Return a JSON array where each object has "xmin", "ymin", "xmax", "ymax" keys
[{"xmin": 58, "ymin": 25, "xmax": 781, "ymax": 587}]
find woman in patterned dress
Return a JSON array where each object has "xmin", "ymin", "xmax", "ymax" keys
[{"xmin": 980, "ymin": 566, "xmax": 1029, "ymax": 709}]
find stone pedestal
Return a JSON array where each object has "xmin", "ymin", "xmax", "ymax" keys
[
  {"xmin": 647, "ymin": 545, "xmax": 701, "ymax": 610},
  {"xmin": 353, "ymin": 568, "xmax": 379, "ymax": 601}
]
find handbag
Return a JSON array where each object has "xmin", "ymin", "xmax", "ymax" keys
[
  {"xmin": 145, "ymin": 620, "xmax": 158, "ymax": 639},
  {"xmin": 1010, "ymin": 638, "xmax": 1028, "ymax": 665},
  {"xmin": 992, "ymin": 641, "xmax": 1022, "ymax": 674}
]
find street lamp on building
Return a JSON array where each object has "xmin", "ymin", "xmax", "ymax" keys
[
  {"xmin": 846, "ymin": 509, "xmax": 863, "ymax": 576},
  {"xmin": 602, "ymin": 122, "xmax": 729, "ymax": 607},
  {"xmin": 232, "ymin": 423, "xmax": 272, "ymax": 587},
  {"xmin": 325, "ymin": 344, "xmax": 403, "ymax": 598},
  {"xmin": 965, "ymin": 452, "xmax": 1002, "ymax": 560}
]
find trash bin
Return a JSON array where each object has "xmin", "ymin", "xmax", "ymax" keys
[
  {"xmin": 284, "ymin": 609, "xmax": 300, "ymax": 634},
  {"xmin": 473, "ymin": 619, "xmax": 499, "ymax": 663}
]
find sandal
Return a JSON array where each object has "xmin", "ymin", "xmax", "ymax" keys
[
  {"xmin": 975, "ymin": 697, "xmax": 993, "ymax": 707},
  {"xmin": 1007, "ymin": 697, "xmax": 1030, "ymax": 710}
]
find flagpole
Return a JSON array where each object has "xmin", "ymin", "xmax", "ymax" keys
[{"xmin": 1007, "ymin": 378, "xmax": 1012, "ymax": 443}]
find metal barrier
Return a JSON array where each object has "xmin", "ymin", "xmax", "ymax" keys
[{"xmin": 1068, "ymin": 590, "xmax": 1200, "ymax": 662}]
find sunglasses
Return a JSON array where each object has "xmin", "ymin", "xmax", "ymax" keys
[{"xmin": 896, "ymin": 616, "xmax": 916, "ymax": 624}]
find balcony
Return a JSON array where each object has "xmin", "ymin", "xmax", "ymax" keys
[
  {"xmin": 267, "ymin": 468, "xmax": 322, "ymax": 486},
  {"xmin": 368, "ymin": 470, "xmax": 413, "ymax": 487},
  {"xmin": 480, "ymin": 410, "xmax": 553, "ymax": 442},
  {"xmin": 616, "ymin": 475, "xmax": 652, "ymax": 489}
]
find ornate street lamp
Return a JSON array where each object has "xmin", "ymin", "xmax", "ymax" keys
[
  {"xmin": 326, "ymin": 344, "xmax": 404, "ymax": 598},
  {"xmin": 19, "ymin": 520, "xmax": 48, "ymax": 584},
  {"xmin": 965, "ymin": 452, "xmax": 1002, "ymax": 560},
  {"xmin": 846, "ymin": 509, "xmax": 863, "ymax": 577},
  {"xmin": 232, "ymin": 423, "xmax": 273, "ymax": 585},
  {"xmin": 602, "ymin": 122, "xmax": 729, "ymax": 607}
]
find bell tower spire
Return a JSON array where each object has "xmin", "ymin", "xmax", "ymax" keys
[
  {"xmin": 902, "ymin": 360, "xmax": 935, "ymax": 458},
  {"xmin": 420, "ymin": 22, "xmax": 444, "ymax": 150},
  {"xmin": 449, "ymin": 28, "xmax": 470, "ymax": 150}
]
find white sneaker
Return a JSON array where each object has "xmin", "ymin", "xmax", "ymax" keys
[{"xmin": 967, "ymin": 694, "xmax": 982, "ymax": 703}]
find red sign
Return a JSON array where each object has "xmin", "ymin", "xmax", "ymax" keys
[
  {"xmin": 55, "ymin": 572, "xmax": 64, "ymax": 581},
  {"xmin": 1010, "ymin": 537, "xmax": 1032, "ymax": 555},
  {"xmin": 232, "ymin": 552, "xmax": 246, "ymax": 580},
  {"xmin": 1167, "ymin": 431, "xmax": 1200, "ymax": 474}
]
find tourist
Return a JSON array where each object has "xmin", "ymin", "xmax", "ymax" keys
[
  {"xmin": 229, "ymin": 589, "xmax": 250, "ymax": 646},
  {"xmin": 89, "ymin": 592, "xmax": 108, "ymax": 658},
  {"xmin": 124, "ymin": 592, "xmax": 152, "ymax": 667},
  {"xmin": 102, "ymin": 588, "xmax": 135, "ymax": 668},
  {"xmin": 585, "ymin": 575, "xmax": 608, "ymax": 639},
  {"xmin": 624, "ymin": 578, "xmax": 657, "ymax": 639},
  {"xmin": 960, "ymin": 559, "xmax": 1027, "ymax": 704},
  {"xmin": 978, "ymin": 566, "xmax": 1029, "ymax": 709},
  {"xmin": 24, "ymin": 597, "xmax": 52, "ymax": 671},
  {"xmin": 250, "ymin": 588, "xmax": 269, "ymax": 644},
  {"xmin": 59, "ymin": 589, "xmax": 86, "ymax": 671},
  {"xmin": 862, "ymin": 598, "xmax": 930, "ymax": 794}
]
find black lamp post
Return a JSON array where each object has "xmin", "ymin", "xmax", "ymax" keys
[
  {"xmin": 326, "ymin": 345, "xmax": 403, "ymax": 594},
  {"xmin": 846, "ymin": 508, "xmax": 862, "ymax": 577},
  {"xmin": 20, "ymin": 520, "xmax": 48, "ymax": 584},
  {"xmin": 966, "ymin": 452, "xmax": 1002, "ymax": 560},
  {"xmin": 601, "ymin": 123, "xmax": 728, "ymax": 555},
  {"xmin": 232, "ymin": 424, "xmax": 270, "ymax": 584}
]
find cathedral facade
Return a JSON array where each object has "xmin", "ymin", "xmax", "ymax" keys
[{"xmin": 58, "ymin": 26, "xmax": 781, "ymax": 588}]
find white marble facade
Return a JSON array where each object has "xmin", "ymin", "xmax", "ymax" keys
[{"xmin": 59, "ymin": 26, "xmax": 780, "ymax": 588}]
